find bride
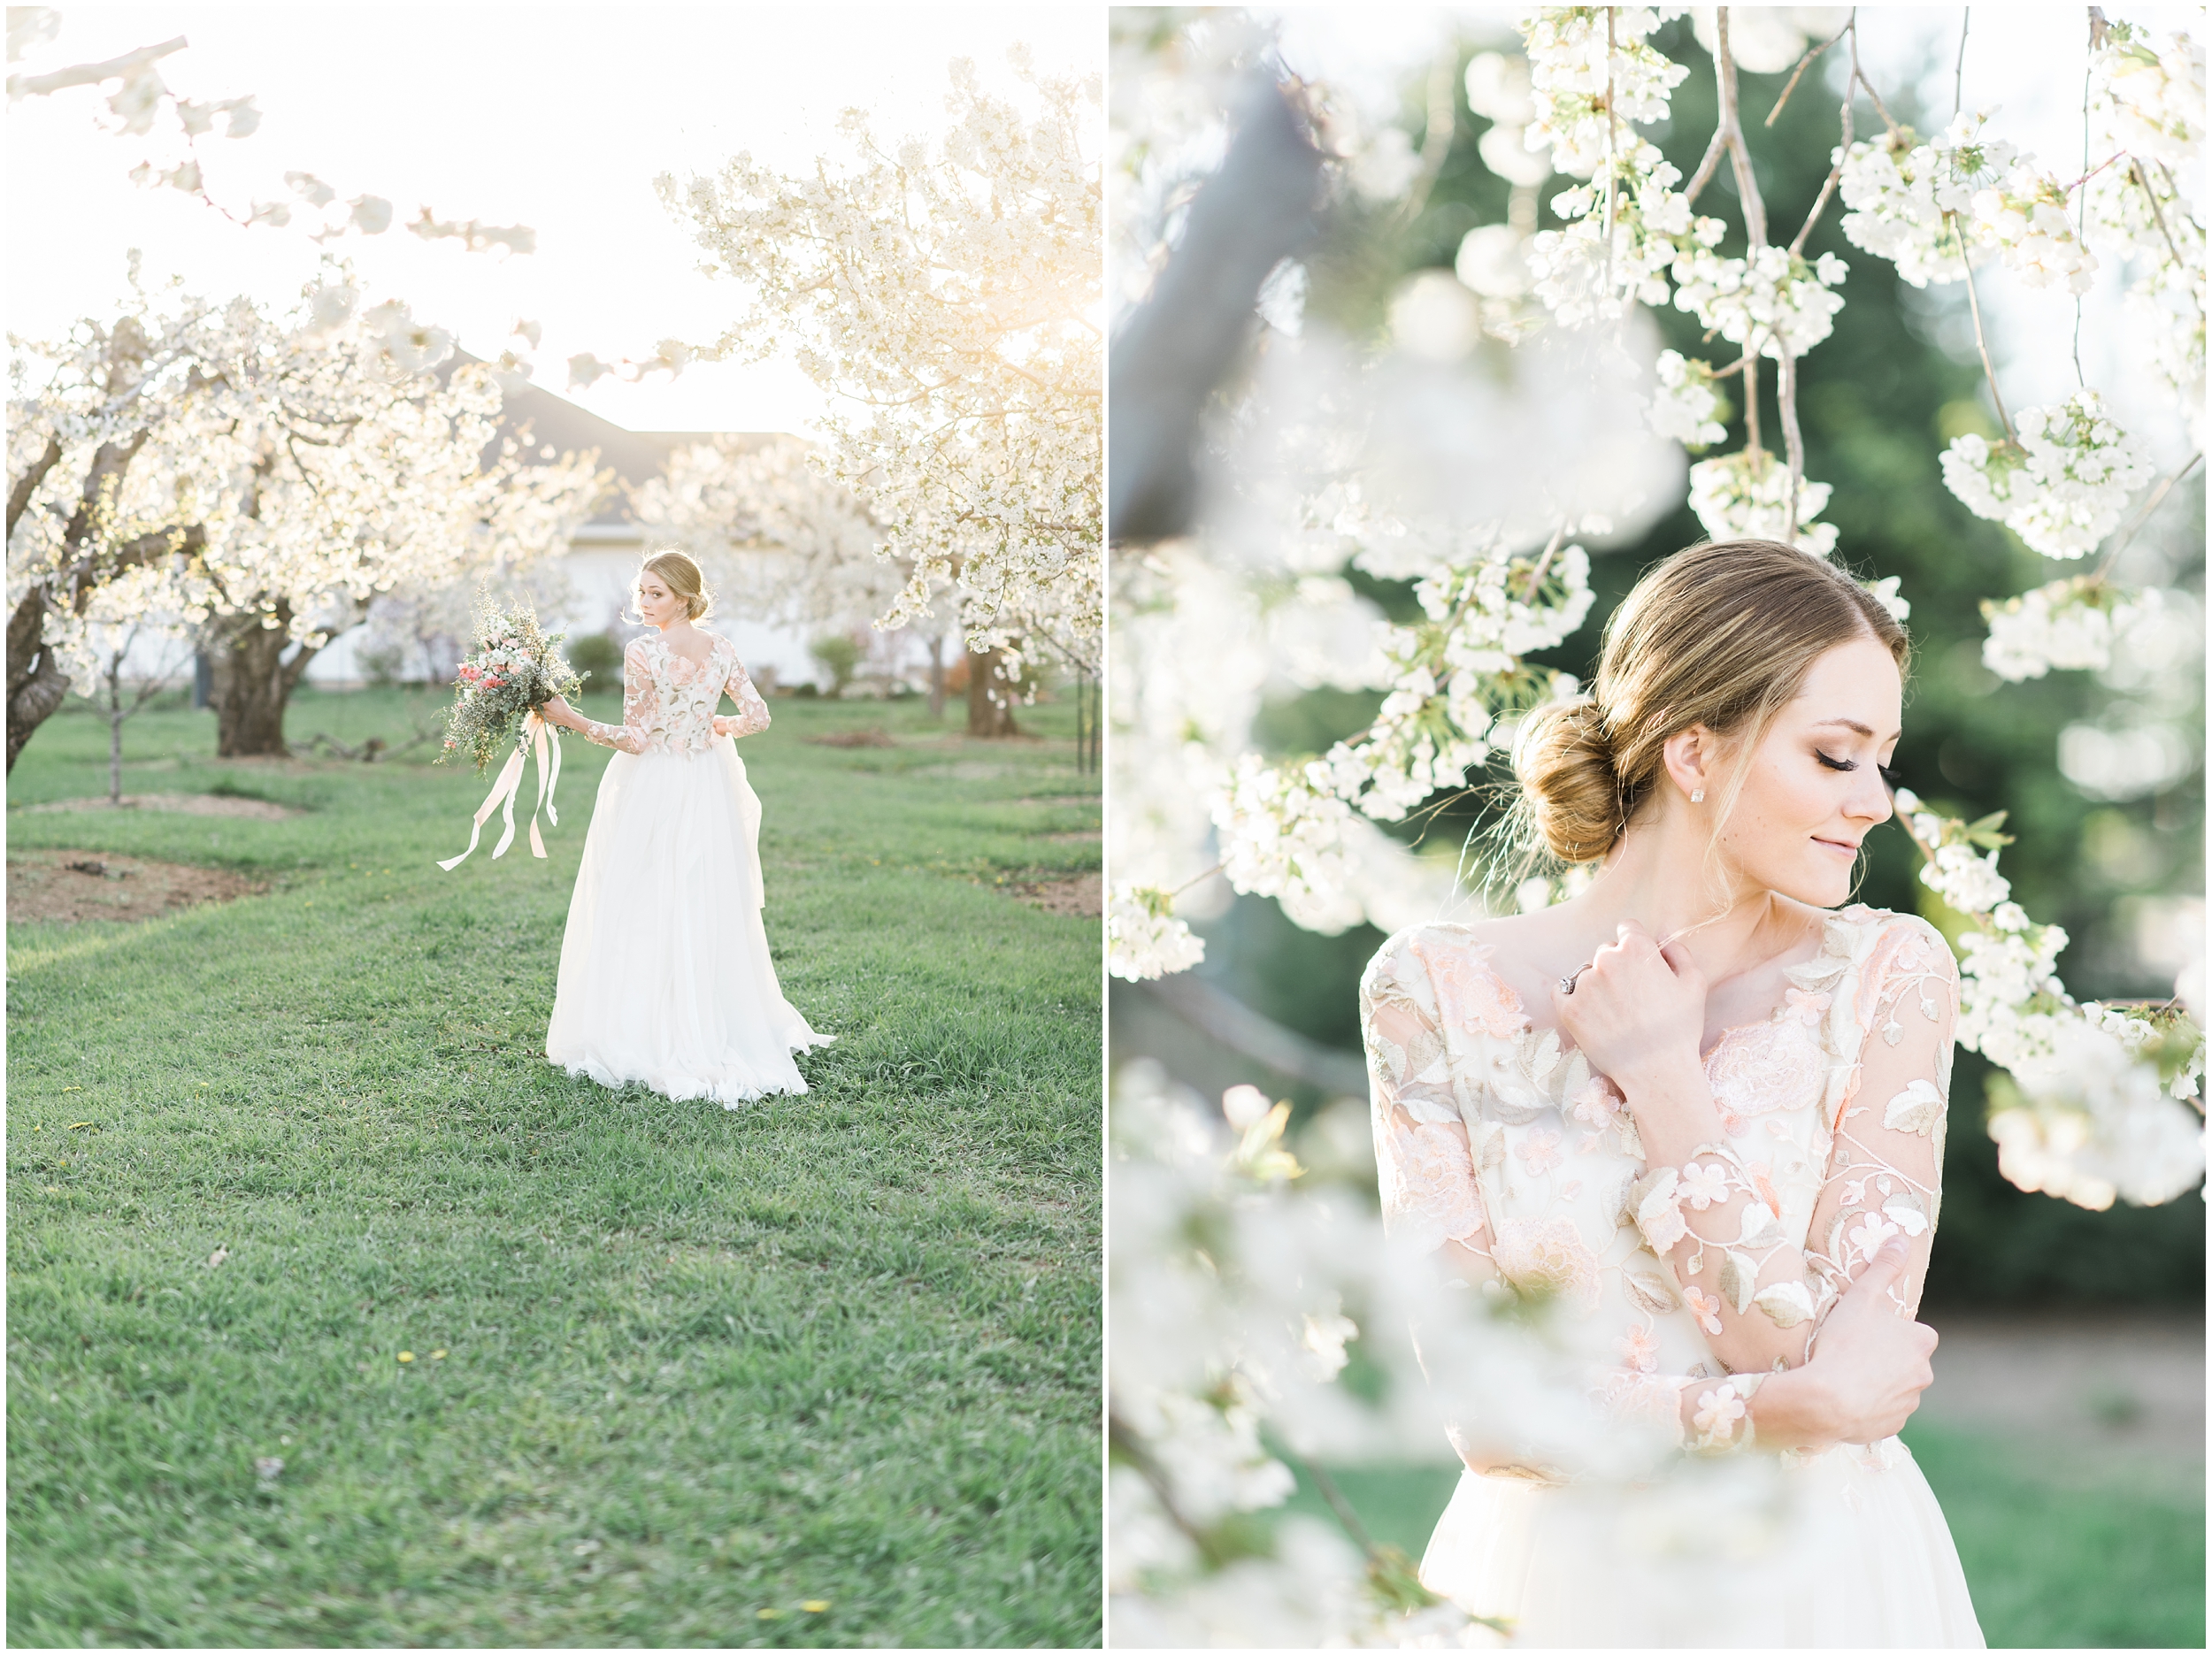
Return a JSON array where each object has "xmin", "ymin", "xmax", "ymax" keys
[
  {"xmin": 1363, "ymin": 539, "xmax": 1983, "ymax": 1646},
  {"xmin": 537, "ymin": 550, "xmax": 831, "ymax": 1106}
]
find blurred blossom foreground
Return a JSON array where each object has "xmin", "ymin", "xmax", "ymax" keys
[{"xmin": 1108, "ymin": 1065, "xmax": 1877, "ymax": 1648}]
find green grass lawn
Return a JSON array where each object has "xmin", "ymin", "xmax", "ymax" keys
[
  {"xmin": 1284, "ymin": 1423, "xmax": 2205, "ymax": 1648},
  {"xmin": 7, "ymin": 685, "xmax": 1102, "ymax": 1647}
]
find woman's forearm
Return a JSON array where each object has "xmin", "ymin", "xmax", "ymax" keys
[{"xmin": 1737, "ymin": 1365, "xmax": 1839, "ymax": 1452}]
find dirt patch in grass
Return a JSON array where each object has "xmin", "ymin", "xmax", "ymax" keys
[
  {"xmin": 19, "ymin": 791, "xmax": 302, "ymax": 821},
  {"xmin": 1001, "ymin": 870, "xmax": 1101, "ymax": 918},
  {"xmin": 7, "ymin": 848, "xmax": 267, "ymax": 923}
]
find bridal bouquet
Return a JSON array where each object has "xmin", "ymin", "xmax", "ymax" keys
[
  {"xmin": 439, "ymin": 599, "xmax": 586, "ymax": 772},
  {"xmin": 435, "ymin": 599, "xmax": 583, "ymax": 870}
]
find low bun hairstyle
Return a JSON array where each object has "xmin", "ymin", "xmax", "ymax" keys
[
  {"xmin": 638, "ymin": 549, "xmax": 714, "ymax": 622},
  {"xmin": 1511, "ymin": 539, "xmax": 1909, "ymax": 866}
]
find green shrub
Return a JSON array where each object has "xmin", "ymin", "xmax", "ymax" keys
[
  {"xmin": 810, "ymin": 633, "xmax": 862, "ymax": 697},
  {"xmin": 565, "ymin": 630, "xmax": 623, "ymax": 693}
]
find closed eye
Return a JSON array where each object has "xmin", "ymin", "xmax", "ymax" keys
[{"xmin": 1819, "ymin": 749, "xmax": 1904, "ymax": 791}]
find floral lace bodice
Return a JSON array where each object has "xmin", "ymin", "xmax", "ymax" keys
[
  {"xmin": 578, "ymin": 632, "xmax": 771, "ymax": 756},
  {"xmin": 1361, "ymin": 905, "xmax": 1958, "ymax": 1463}
]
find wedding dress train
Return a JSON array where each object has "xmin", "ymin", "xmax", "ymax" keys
[{"xmin": 546, "ymin": 631, "xmax": 830, "ymax": 1106}]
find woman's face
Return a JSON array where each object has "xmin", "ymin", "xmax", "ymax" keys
[
  {"xmin": 1709, "ymin": 637, "xmax": 1902, "ymax": 909},
  {"xmin": 635, "ymin": 571, "xmax": 683, "ymax": 627}
]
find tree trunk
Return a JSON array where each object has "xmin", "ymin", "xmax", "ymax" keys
[
  {"xmin": 206, "ymin": 602, "xmax": 323, "ymax": 757},
  {"xmin": 5, "ymin": 589, "xmax": 71, "ymax": 774},
  {"xmin": 927, "ymin": 632, "xmax": 947, "ymax": 722},
  {"xmin": 964, "ymin": 644, "xmax": 1021, "ymax": 738},
  {"xmin": 108, "ymin": 657, "xmax": 126, "ymax": 805}
]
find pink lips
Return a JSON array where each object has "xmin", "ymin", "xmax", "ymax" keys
[{"xmin": 1813, "ymin": 836, "xmax": 1862, "ymax": 855}]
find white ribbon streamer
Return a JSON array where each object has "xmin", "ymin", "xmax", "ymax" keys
[{"xmin": 438, "ymin": 709, "xmax": 564, "ymax": 870}]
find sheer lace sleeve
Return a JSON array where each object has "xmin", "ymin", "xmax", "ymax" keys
[
  {"xmin": 1363, "ymin": 935, "xmax": 1730, "ymax": 1460},
  {"xmin": 577, "ymin": 638, "xmax": 655, "ymax": 754},
  {"xmin": 1362, "ymin": 933, "xmax": 1493, "ymax": 1274},
  {"xmin": 1633, "ymin": 915, "xmax": 1956, "ymax": 1377},
  {"xmin": 1801, "ymin": 918, "xmax": 1956, "ymax": 1325},
  {"xmin": 713, "ymin": 647, "xmax": 772, "ymax": 740}
]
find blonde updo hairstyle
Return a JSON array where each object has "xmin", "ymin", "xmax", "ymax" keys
[
  {"xmin": 1511, "ymin": 539, "xmax": 1909, "ymax": 869},
  {"xmin": 634, "ymin": 548, "xmax": 714, "ymax": 623}
]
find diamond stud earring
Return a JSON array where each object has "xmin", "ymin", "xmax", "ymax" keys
[{"xmin": 1691, "ymin": 788, "xmax": 1705, "ymax": 803}]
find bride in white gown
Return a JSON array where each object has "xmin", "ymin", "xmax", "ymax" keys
[
  {"xmin": 1363, "ymin": 540, "xmax": 1983, "ymax": 1646},
  {"xmin": 538, "ymin": 551, "xmax": 830, "ymax": 1106}
]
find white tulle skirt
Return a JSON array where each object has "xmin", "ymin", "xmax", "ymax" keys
[
  {"xmin": 1420, "ymin": 1440, "xmax": 1985, "ymax": 1647},
  {"xmin": 546, "ymin": 739, "xmax": 830, "ymax": 1107}
]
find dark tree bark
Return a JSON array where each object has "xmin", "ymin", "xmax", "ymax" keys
[
  {"xmin": 964, "ymin": 643, "xmax": 1021, "ymax": 738},
  {"xmin": 5, "ymin": 590, "xmax": 71, "ymax": 773},
  {"xmin": 1108, "ymin": 73, "xmax": 1322, "ymax": 544},
  {"xmin": 8, "ymin": 434, "xmax": 63, "ymax": 538},
  {"xmin": 5, "ymin": 422, "xmax": 170, "ymax": 771},
  {"xmin": 204, "ymin": 600, "xmax": 326, "ymax": 757}
]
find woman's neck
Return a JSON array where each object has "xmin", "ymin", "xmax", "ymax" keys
[{"xmin": 1566, "ymin": 810, "xmax": 1783, "ymax": 982}]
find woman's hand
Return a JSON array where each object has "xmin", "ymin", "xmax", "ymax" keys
[
  {"xmin": 1786, "ymin": 1240, "xmax": 1938, "ymax": 1448},
  {"xmin": 539, "ymin": 694, "xmax": 576, "ymax": 731},
  {"xmin": 1549, "ymin": 921, "xmax": 1707, "ymax": 1092}
]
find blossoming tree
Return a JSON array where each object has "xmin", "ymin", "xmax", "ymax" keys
[
  {"xmin": 658, "ymin": 53, "xmax": 1102, "ymax": 736},
  {"xmin": 627, "ymin": 437, "xmax": 959, "ymax": 710},
  {"xmin": 8, "ymin": 274, "xmax": 605, "ymax": 762}
]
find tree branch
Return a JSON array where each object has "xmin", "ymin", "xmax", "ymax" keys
[{"xmin": 7, "ymin": 36, "xmax": 188, "ymax": 99}]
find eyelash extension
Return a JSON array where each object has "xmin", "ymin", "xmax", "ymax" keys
[{"xmin": 1817, "ymin": 749, "xmax": 1904, "ymax": 791}]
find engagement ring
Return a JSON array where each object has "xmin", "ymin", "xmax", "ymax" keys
[{"xmin": 1559, "ymin": 966, "xmax": 1588, "ymax": 995}]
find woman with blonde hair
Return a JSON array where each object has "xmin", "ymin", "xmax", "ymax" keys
[
  {"xmin": 538, "ymin": 550, "xmax": 830, "ymax": 1105},
  {"xmin": 1363, "ymin": 539, "xmax": 1983, "ymax": 1644}
]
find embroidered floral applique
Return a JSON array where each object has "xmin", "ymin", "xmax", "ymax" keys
[
  {"xmin": 1362, "ymin": 909, "xmax": 1958, "ymax": 1466},
  {"xmin": 579, "ymin": 635, "xmax": 770, "ymax": 756}
]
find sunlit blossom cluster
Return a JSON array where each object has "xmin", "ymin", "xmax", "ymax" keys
[
  {"xmin": 1530, "ymin": 148, "xmax": 1724, "ymax": 326},
  {"xmin": 1971, "ymin": 163, "xmax": 2101, "ymax": 295},
  {"xmin": 1939, "ymin": 392, "xmax": 2157, "ymax": 558},
  {"xmin": 1989, "ymin": 1012, "xmax": 2207, "ymax": 1211},
  {"xmin": 664, "ymin": 58, "xmax": 1101, "ymax": 674},
  {"xmin": 1894, "ymin": 788, "xmax": 2204, "ymax": 1211},
  {"xmin": 1519, "ymin": 6, "xmax": 1690, "ymax": 177},
  {"xmin": 1834, "ymin": 113, "xmax": 2015, "ymax": 287},
  {"xmin": 1325, "ymin": 548, "xmax": 1592, "ymax": 824},
  {"xmin": 1685, "ymin": 448, "xmax": 1839, "ymax": 555},
  {"xmin": 2083, "ymin": 28, "xmax": 2208, "ymax": 445},
  {"xmin": 1648, "ymin": 349, "xmax": 1728, "ymax": 448},
  {"xmin": 1980, "ymin": 575, "xmax": 2156, "ymax": 681},
  {"xmin": 1673, "ymin": 245, "xmax": 1850, "ymax": 360},
  {"xmin": 1107, "ymin": 886, "xmax": 1209, "ymax": 982},
  {"xmin": 2091, "ymin": 19, "xmax": 2207, "ymax": 173},
  {"xmin": 1210, "ymin": 753, "xmax": 1359, "ymax": 932}
]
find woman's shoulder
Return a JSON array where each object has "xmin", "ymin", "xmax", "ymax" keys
[
  {"xmin": 1363, "ymin": 915, "xmax": 1541, "ymax": 997},
  {"xmin": 1823, "ymin": 901, "xmax": 1955, "ymax": 962}
]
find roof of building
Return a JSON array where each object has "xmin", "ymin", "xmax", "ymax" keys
[{"xmin": 449, "ymin": 350, "xmax": 781, "ymax": 527}]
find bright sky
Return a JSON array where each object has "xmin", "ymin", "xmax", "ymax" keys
[{"xmin": 6, "ymin": 4, "xmax": 1102, "ymax": 435}]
